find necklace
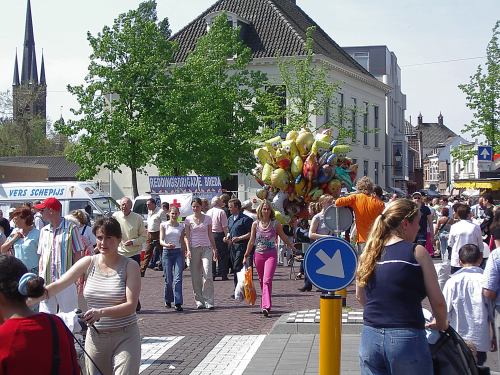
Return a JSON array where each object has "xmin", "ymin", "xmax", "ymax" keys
[
  {"xmin": 260, "ymin": 220, "xmax": 271, "ymax": 230},
  {"xmin": 193, "ymin": 214, "xmax": 203, "ymax": 225}
]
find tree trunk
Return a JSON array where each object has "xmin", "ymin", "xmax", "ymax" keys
[{"xmin": 131, "ymin": 167, "xmax": 139, "ymax": 198}]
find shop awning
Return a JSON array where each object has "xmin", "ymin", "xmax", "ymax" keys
[{"xmin": 453, "ymin": 179, "xmax": 500, "ymax": 190}]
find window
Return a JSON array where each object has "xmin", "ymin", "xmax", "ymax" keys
[
  {"xmin": 351, "ymin": 98, "xmax": 357, "ymax": 142},
  {"xmin": 325, "ymin": 96, "xmax": 331, "ymax": 123},
  {"xmin": 374, "ymin": 106, "xmax": 379, "ymax": 148},
  {"xmin": 352, "ymin": 158, "xmax": 357, "ymax": 166},
  {"xmin": 266, "ymin": 85, "xmax": 286, "ymax": 128},
  {"xmin": 338, "ymin": 93, "xmax": 344, "ymax": 126},
  {"xmin": 352, "ymin": 52, "xmax": 369, "ymax": 71},
  {"xmin": 363, "ymin": 160, "xmax": 369, "ymax": 177},
  {"xmin": 374, "ymin": 162, "xmax": 379, "ymax": 184},
  {"xmin": 363, "ymin": 102, "xmax": 369, "ymax": 146}
]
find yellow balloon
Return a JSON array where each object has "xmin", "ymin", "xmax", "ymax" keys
[
  {"xmin": 275, "ymin": 211, "xmax": 290, "ymax": 225},
  {"xmin": 254, "ymin": 148, "xmax": 272, "ymax": 166},
  {"xmin": 286, "ymin": 130, "xmax": 299, "ymax": 141},
  {"xmin": 281, "ymin": 140, "xmax": 299, "ymax": 160},
  {"xmin": 291, "ymin": 155, "xmax": 303, "ymax": 178},
  {"xmin": 262, "ymin": 163, "xmax": 273, "ymax": 185},
  {"xmin": 311, "ymin": 140, "xmax": 331, "ymax": 157},
  {"xmin": 271, "ymin": 168, "xmax": 290, "ymax": 191},
  {"xmin": 264, "ymin": 136, "xmax": 282, "ymax": 156},
  {"xmin": 296, "ymin": 129, "xmax": 314, "ymax": 158}
]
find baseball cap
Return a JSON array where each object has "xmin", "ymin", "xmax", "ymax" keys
[{"xmin": 34, "ymin": 197, "xmax": 62, "ymax": 211}]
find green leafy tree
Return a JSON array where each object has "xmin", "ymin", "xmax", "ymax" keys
[
  {"xmin": 454, "ymin": 20, "xmax": 499, "ymax": 161},
  {"xmin": 274, "ymin": 26, "xmax": 356, "ymax": 144},
  {"xmin": 152, "ymin": 14, "xmax": 273, "ymax": 177},
  {"xmin": 57, "ymin": 0, "xmax": 174, "ymax": 197}
]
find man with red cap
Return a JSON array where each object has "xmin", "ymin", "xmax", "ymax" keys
[{"xmin": 35, "ymin": 197, "xmax": 84, "ymax": 313}]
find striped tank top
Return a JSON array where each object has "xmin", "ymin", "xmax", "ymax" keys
[{"xmin": 83, "ymin": 255, "xmax": 137, "ymax": 330}]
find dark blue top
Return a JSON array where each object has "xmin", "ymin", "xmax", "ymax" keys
[
  {"xmin": 228, "ymin": 212, "xmax": 253, "ymax": 246},
  {"xmin": 363, "ymin": 240, "xmax": 426, "ymax": 329}
]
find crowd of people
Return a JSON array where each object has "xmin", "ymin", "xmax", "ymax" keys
[{"xmin": 0, "ymin": 182, "xmax": 499, "ymax": 374}]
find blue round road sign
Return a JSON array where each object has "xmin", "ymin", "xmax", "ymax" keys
[{"xmin": 304, "ymin": 237, "xmax": 357, "ymax": 292}]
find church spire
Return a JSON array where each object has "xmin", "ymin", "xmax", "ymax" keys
[
  {"xmin": 13, "ymin": 51, "xmax": 20, "ymax": 86},
  {"xmin": 20, "ymin": 0, "xmax": 37, "ymax": 84},
  {"xmin": 40, "ymin": 50, "xmax": 46, "ymax": 85}
]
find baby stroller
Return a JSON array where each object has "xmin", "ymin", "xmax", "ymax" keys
[{"xmin": 429, "ymin": 325, "xmax": 491, "ymax": 375}]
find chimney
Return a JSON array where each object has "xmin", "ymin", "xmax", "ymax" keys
[
  {"xmin": 438, "ymin": 112, "xmax": 443, "ymax": 126},
  {"xmin": 418, "ymin": 113, "xmax": 423, "ymax": 126}
]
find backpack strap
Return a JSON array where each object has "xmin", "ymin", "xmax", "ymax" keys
[{"xmin": 47, "ymin": 314, "xmax": 61, "ymax": 375}]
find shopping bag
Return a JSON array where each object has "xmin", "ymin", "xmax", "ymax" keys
[
  {"xmin": 243, "ymin": 266, "xmax": 257, "ymax": 305},
  {"xmin": 234, "ymin": 268, "xmax": 246, "ymax": 301}
]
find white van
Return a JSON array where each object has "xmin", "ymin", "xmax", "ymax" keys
[
  {"xmin": 132, "ymin": 193, "xmax": 193, "ymax": 220},
  {"xmin": 0, "ymin": 181, "xmax": 120, "ymax": 220}
]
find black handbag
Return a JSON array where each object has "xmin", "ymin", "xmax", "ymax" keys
[{"xmin": 430, "ymin": 325, "xmax": 490, "ymax": 375}]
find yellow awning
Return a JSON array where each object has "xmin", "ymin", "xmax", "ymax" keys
[{"xmin": 453, "ymin": 180, "xmax": 500, "ymax": 189}]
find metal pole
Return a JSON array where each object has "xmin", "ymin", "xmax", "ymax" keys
[
  {"xmin": 320, "ymin": 294, "xmax": 342, "ymax": 375},
  {"xmin": 332, "ymin": 207, "xmax": 347, "ymax": 307}
]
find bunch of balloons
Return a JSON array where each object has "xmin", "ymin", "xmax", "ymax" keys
[{"xmin": 252, "ymin": 128, "xmax": 358, "ymax": 224}]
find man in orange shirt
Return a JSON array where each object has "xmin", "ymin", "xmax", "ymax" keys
[{"xmin": 335, "ymin": 176, "xmax": 385, "ymax": 255}]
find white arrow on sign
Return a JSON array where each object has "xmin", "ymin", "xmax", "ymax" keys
[
  {"xmin": 316, "ymin": 249, "xmax": 345, "ymax": 278},
  {"xmin": 480, "ymin": 148, "xmax": 491, "ymax": 160}
]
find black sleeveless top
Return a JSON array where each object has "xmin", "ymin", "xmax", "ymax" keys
[{"xmin": 363, "ymin": 240, "xmax": 426, "ymax": 329}]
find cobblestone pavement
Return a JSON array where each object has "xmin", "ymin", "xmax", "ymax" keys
[
  {"xmin": 135, "ymin": 264, "xmax": 362, "ymax": 374},
  {"xmin": 136, "ymin": 263, "xmax": 361, "ymax": 338}
]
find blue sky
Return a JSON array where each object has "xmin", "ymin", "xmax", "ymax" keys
[{"xmin": 1, "ymin": 0, "xmax": 498, "ymax": 138}]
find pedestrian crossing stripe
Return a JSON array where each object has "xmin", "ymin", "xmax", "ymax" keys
[
  {"xmin": 190, "ymin": 335, "xmax": 265, "ymax": 375},
  {"xmin": 140, "ymin": 336, "xmax": 184, "ymax": 373},
  {"xmin": 139, "ymin": 335, "xmax": 265, "ymax": 374}
]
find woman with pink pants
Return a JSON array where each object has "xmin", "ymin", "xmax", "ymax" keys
[{"xmin": 244, "ymin": 201, "xmax": 295, "ymax": 317}]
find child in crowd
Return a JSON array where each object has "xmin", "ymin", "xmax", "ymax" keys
[{"xmin": 442, "ymin": 244, "xmax": 496, "ymax": 366}]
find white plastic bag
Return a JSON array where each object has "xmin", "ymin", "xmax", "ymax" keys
[{"xmin": 234, "ymin": 267, "xmax": 246, "ymax": 301}]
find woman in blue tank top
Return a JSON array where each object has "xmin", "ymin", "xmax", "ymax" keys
[{"xmin": 356, "ymin": 198, "xmax": 448, "ymax": 375}]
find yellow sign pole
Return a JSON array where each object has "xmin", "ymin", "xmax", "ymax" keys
[{"xmin": 319, "ymin": 294, "xmax": 342, "ymax": 375}]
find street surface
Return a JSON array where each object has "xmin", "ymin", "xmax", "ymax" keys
[{"xmin": 129, "ymin": 262, "xmax": 498, "ymax": 374}]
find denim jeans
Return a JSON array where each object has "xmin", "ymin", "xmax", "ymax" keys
[
  {"xmin": 438, "ymin": 233, "xmax": 449, "ymax": 261},
  {"xmin": 162, "ymin": 248, "xmax": 184, "ymax": 305},
  {"xmin": 359, "ymin": 325, "xmax": 433, "ymax": 375}
]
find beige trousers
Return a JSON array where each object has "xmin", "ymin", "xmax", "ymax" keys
[
  {"xmin": 84, "ymin": 323, "xmax": 141, "ymax": 375},
  {"xmin": 190, "ymin": 246, "xmax": 214, "ymax": 308}
]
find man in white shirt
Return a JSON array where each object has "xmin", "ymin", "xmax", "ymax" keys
[
  {"xmin": 443, "ymin": 244, "xmax": 494, "ymax": 366},
  {"xmin": 207, "ymin": 196, "xmax": 229, "ymax": 280},
  {"xmin": 112, "ymin": 197, "xmax": 146, "ymax": 266},
  {"xmin": 142, "ymin": 198, "xmax": 162, "ymax": 275},
  {"xmin": 448, "ymin": 204, "xmax": 484, "ymax": 274}
]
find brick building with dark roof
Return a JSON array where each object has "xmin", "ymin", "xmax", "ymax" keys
[{"xmin": 415, "ymin": 113, "xmax": 457, "ymax": 159}]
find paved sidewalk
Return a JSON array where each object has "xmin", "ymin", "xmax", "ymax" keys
[{"xmin": 242, "ymin": 334, "xmax": 360, "ymax": 375}]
